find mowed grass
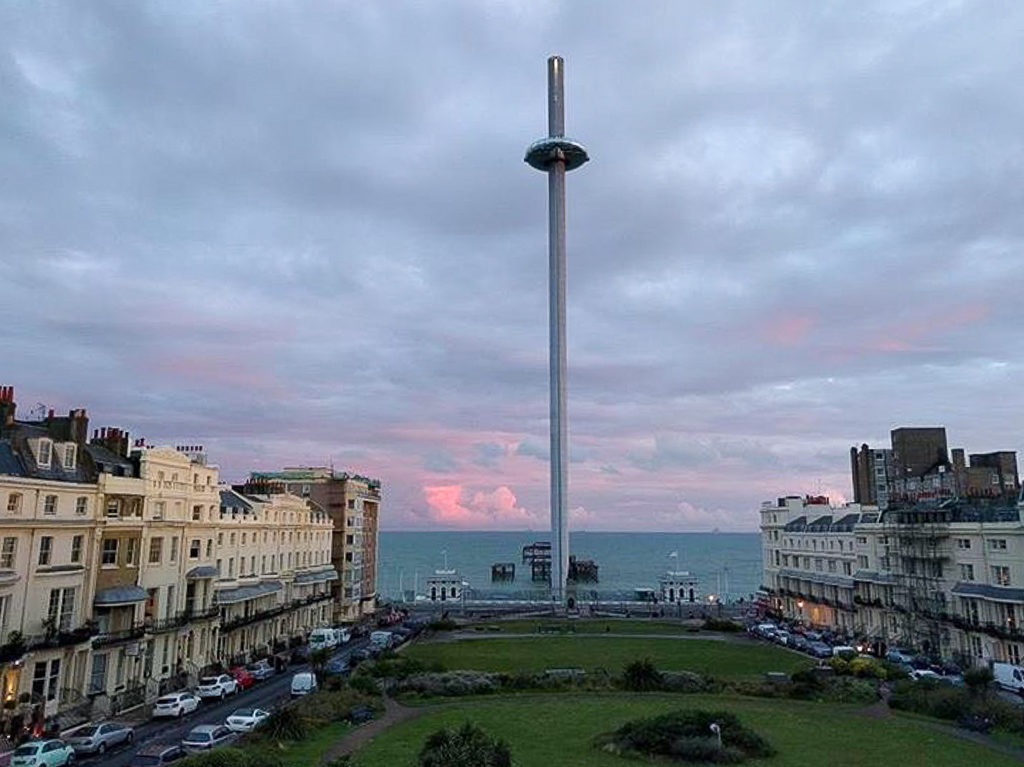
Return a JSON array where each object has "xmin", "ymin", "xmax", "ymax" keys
[
  {"xmin": 470, "ymin": 618, "xmax": 700, "ymax": 635},
  {"xmin": 353, "ymin": 694, "xmax": 1022, "ymax": 767},
  {"xmin": 404, "ymin": 636, "xmax": 808, "ymax": 678},
  {"xmin": 224, "ymin": 720, "xmax": 350, "ymax": 767}
]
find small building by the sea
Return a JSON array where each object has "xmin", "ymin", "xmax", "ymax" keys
[
  {"xmin": 660, "ymin": 570, "xmax": 701, "ymax": 604},
  {"xmin": 426, "ymin": 569, "xmax": 466, "ymax": 602}
]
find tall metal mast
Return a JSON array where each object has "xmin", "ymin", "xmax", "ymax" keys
[{"xmin": 525, "ymin": 56, "xmax": 589, "ymax": 605}]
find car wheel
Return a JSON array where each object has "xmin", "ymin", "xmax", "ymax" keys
[
  {"xmin": 66, "ymin": 752, "xmax": 76, "ymax": 765},
  {"xmin": 127, "ymin": 732, "xmax": 134, "ymax": 744},
  {"xmin": 177, "ymin": 708, "xmax": 184, "ymax": 718},
  {"xmin": 220, "ymin": 690, "xmax": 226, "ymax": 700},
  {"xmin": 98, "ymin": 743, "xmax": 106, "ymax": 755}
]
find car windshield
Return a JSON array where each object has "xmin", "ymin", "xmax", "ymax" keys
[
  {"xmin": 157, "ymin": 697, "xmax": 177, "ymax": 704},
  {"xmin": 199, "ymin": 677, "xmax": 218, "ymax": 685},
  {"xmin": 232, "ymin": 708, "xmax": 254, "ymax": 717},
  {"xmin": 187, "ymin": 732, "xmax": 211, "ymax": 742},
  {"xmin": 75, "ymin": 726, "xmax": 99, "ymax": 737},
  {"xmin": 13, "ymin": 745, "xmax": 40, "ymax": 756}
]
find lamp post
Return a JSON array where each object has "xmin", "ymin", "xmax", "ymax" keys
[{"xmin": 525, "ymin": 56, "xmax": 589, "ymax": 606}]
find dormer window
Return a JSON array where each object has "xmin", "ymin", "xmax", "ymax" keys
[
  {"xmin": 37, "ymin": 439, "xmax": 52, "ymax": 468},
  {"xmin": 62, "ymin": 444, "xmax": 76, "ymax": 470}
]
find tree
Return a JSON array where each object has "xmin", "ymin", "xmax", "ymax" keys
[
  {"xmin": 622, "ymin": 658, "xmax": 663, "ymax": 691},
  {"xmin": 964, "ymin": 666, "xmax": 994, "ymax": 697},
  {"xmin": 309, "ymin": 648, "xmax": 332, "ymax": 682},
  {"xmin": 417, "ymin": 722, "xmax": 512, "ymax": 767}
]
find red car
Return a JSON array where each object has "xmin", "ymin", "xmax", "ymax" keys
[{"xmin": 229, "ymin": 667, "xmax": 255, "ymax": 690}]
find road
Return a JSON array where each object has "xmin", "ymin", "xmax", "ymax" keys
[{"xmin": 92, "ymin": 638, "xmax": 369, "ymax": 767}]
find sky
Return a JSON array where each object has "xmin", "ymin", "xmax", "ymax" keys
[{"xmin": 3, "ymin": 1, "xmax": 1024, "ymax": 532}]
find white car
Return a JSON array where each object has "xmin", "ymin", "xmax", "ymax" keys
[
  {"xmin": 196, "ymin": 674, "xmax": 238, "ymax": 700},
  {"xmin": 152, "ymin": 691, "xmax": 201, "ymax": 718},
  {"xmin": 910, "ymin": 669, "xmax": 943, "ymax": 682},
  {"xmin": 225, "ymin": 707, "xmax": 271, "ymax": 733}
]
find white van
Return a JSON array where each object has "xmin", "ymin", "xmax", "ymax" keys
[
  {"xmin": 831, "ymin": 646, "xmax": 857, "ymax": 658},
  {"xmin": 309, "ymin": 627, "xmax": 339, "ymax": 651},
  {"xmin": 336, "ymin": 627, "xmax": 351, "ymax": 644},
  {"xmin": 290, "ymin": 671, "xmax": 318, "ymax": 698},
  {"xmin": 370, "ymin": 631, "xmax": 393, "ymax": 649},
  {"xmin": 992, "ymin": 662, "xmax": 1024, "ymax": 694}
]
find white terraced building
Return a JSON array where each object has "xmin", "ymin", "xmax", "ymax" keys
[{"xmin": 762, "ymin": 494, "xmax": 1024, "ymax": 666}]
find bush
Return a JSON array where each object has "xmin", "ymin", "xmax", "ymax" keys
[
  {"xmin": 349, "ymin": 674, "xmax": 382, "ymax": 696},
  {"xmin": 258, "ymin": 707, "xmax": 307, "ymax": 741},
  {"xmin": 179, "ymin": 748, "xmax": 283, "ymax": 767},
  {"xmin": 417, "ymin": 722, "xmax": 512, "ymax": 767},
  {"xmin": 602, "ymin": 709, "xmax": 775, "ymax": 764},
  {"xmin": 392, "ymin": 671, "xmax": 502, "ymax": 697},
  {"xmin": 702, "ymin": 618, "xmax": 742, "ymax": 633},
  {"xmin": 363, "ymin": 654, "xmax": 444, "ymax": 680},
  {"xmin": 622, "ymin": 658, "xmax": 663, "ymax": 692},
  {"xmin": 427, "ymin": 618, "xmax": 459, "ymax": 631},
  {"xmin": 848, "ymin": 657, "xmax": 888, "ymax": 679},
  {"xmin": 292, "ymin": 689, "xmax": 384, "ymax": 726},
  {"xmin": 965, "ymin": 666, "xmax": 994, "ymax": 694}
]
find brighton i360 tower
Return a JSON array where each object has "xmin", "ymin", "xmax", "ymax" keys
[{"xmin": 525, "ymin": 56, "xmax": 589, "ymax": 605}]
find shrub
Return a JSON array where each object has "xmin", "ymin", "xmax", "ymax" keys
[
  {"xmin": 364, "ymin": 654, "xmax": 444, "ymax": 680},
  {"xmin": 965, "ymin": 666, "xmax": 994, "ymax": 694},
  {"xmin": 258, "ymin": 707, "xmax": 307, "ymax": 741},
  {"xmin": 848, "ymin": 657, "xmax": 888, "ymax": 679},
  {"xmin": 602, "ymin": 709, "xmax": 775, "ymax": 764},
  {"xmin": 622, "ymin": 658, "xmax": 663, "ymax": 691},
  {"xmin": 417, "ymin": 722, "xmax": 512, "ymax": 767},
  {"xmin": 292, "ymin": 689, "xmax": 384, "ymax": 725},
  {"xmin": 702, "ymin": 618, "xmax": 742, "ymax": 633},
  {"xmin": 349, "ymin": 674, "xmax": 382, "ymax": 696},
  {"xmin": 427, "ymin": 618, "xmax": 459, "ymax": 631},
  {"xmin": 392, "ymin": 671, "xmax": 502, "ymax": 697}
]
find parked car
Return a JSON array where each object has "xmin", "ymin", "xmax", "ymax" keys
[
  {"xmin": 370, "ymin": 630, "xmax": 393, "ymax": 649},
  {"xmin": 225, "ymin": 707, "xmax": 271, "ymax": 733},
  {"xmin": 886, "ymin": 648, "xmax": 915, "ymax": 665},
  {"xmin": 197, "ymin": 674, "xmax": 239, "ymax": 700},
  {"xmin": 290, "ymin": 671, "xmax": 318, "ymax": 697},
  {"xmin": 10, "ymin": 740, "xmax": 76, "ymax": 767},
  {"xmin": 804, "ymin": 630, "xmax": 823, "ymax": 642},
  {"xmin": 309, "ymin": 627, "xmax": 340, "ymax": 651},
  {"xmin": 325, "ymin": 657, "xmax": 350, "ymax": 676},
  {"xmin": 246, "ymin": 659, "xmax": 275, "ymax": 681},
  {"xmin": 128, "ymin": 742, "xmax": 187, "ymax": 767},
  {"xmin": 808, "ymin": 641, "xmax": 833, "ymax": 659},
  {"xmin": 774, "ymin": 631, "xmax": 792, "ymax": 646},
  {"xmin": 181, "ymin": 725, "xmax": 237, "ymax": 754},
  {"xmin": 152, "ymin": 691, "xmax": 201, "ymax": 718},
  {"xmin": 992, "ymin": 661, "xmax": 1024, "ymax": 694},
  {"xmin": 910, "ymin": 669, "xmax": 944, "ymax": 683},
  {"xmin": 350, "ymin": 647, "xmax": 374, "ymax": 664},
  {"xmin": 66, "ymin": 721, "xmax": 135, "ymax": 755},
  {"xmin": 391, "ymin": 627, "xmax": 414, "ymax": 643},
  {"xmin": 229, "ymin": 666, "xmax": 255, "ymax": 690},
  {"xmin": 789, "ymin": 636, "xmax": 809, "ymax": 652},
  {"xmin": 831, "ymin": 645, "xmax": 857, "ymax": 659},
  {"xmin": 335, "ymin": 627, "xmax": 352, "ymax": 644},
  {"xmin": 289, "ymin": 645, "xmax": 311, "ymax": 664}
]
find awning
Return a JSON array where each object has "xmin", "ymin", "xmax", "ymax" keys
[
  {"xmin": 186, "ymin": 566, "xmax": 220, "ymax": 580},
  {"xmin": 294, "ymin": 568, "xmax": 339, "ymax": 585},
  {"xmin": 94, "ymin": 585, "xmax": 147, "ymax": 606},
  {"xmin": 215, "ymin": 580, "xmax": 282, "ymax": 605}
]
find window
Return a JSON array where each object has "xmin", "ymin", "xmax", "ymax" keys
[
  {"xmin": 6, "ymin": 493, "xmax": 21, "ymax": 513},
  {"xmin": 37, "ymin": 439, "xmax": 52, "ymax": 467},
  {"xmin": 88, "ymin": 653, "xmax": 107, "ymax": 694},
  {"xmin": 48, "ymin": 587, "xmax": 76, "ymax": 630},
  {"xmin": 62, "ymin": 444, "xmax": 76, "ymax": 470},
  {"xmin": 38, "ymin": 536, "xmax": 53, "ymax": 566},
  {"xmin": 990, "ymin": 539, "xmax": 1008, "ymax": 551},
  {"xmin": 960, "ymin": 563, "xmax": 975, "ymax": 581},
  {"xmin": 148, "ymin": 537, "xmax": 163, "ymax": 564},
  {"xmin": 151, "ymin": 501, "xmax": 165, "ymax": 520},
  {"xmin": 170, "ymin": 537, "xmax": 178, "ymax": 562},
  {"xmin": 71, "ymin": 535, "xmax": 83, "ymax": 563},
  {"xmin": 1010, "ymin": 644, "xmax": 1023, "ymax": 666},
  {"xmin": 230, "ymin": 533, "xmax": 235, "ymax": 546},
  {"xmin": 843, "ymin": 562, "xmax": 852, "ymax": 576},
  {"xmin": 101, "ymin": 539, "xmax": 118, "ymax": 566},
  {"xmin": 192, "ymin": 505, "xmax": 202, "ymax": 521},
  {"xmin": 857, "ymin": 555, "xmax": 869, "ymax": 569},
  {"xmin": 205, "ymin": 539, "xmax": 212, "ymax": 558},
  {"xmin": 217, "ymin": 532, "xmax": 223, "ymax": 545},
  {"xmin": 228, "ymin": 558, "xmax": 234, "ymax": 577},
  {"xmin": 347, "ymin": 499, "xmax": 355, "ymax": 509},
  {"xmin": 0, "ymin": 538, "xmax": 15, "ymax": 568},
  {"xmin": 32, "ymin": 659, "xmax": 59, "ymax": 701},
  {"xmin": 957, "ymin": 538, "xmax": 971, "ymax": 550},
  {"xmin": 74, "ymin": 497, "xmax": 88, "ymax": 515},
  {"xmin": 105, "ymin": 500, "xmax": 119, "ymax": 518},
  {"xmin": 125, "ymin": 538, "xmax": 138, "ymax": 566},
  {"xmin": 241, "ymin": 533, "xmax": 246, "ymax": 546},
  {"xmin": 993, "ymin": 565, "xmax": 1011, "ymax": 587},
  {"xmin": 189, "ymin": 539, "xmax": 200, "ymax": 559}
]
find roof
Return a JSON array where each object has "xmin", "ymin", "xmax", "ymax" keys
[
  {"xmin": 94, "ymin": 585, "xmax": 147, "ymax": 605},
  {"xmin": 219, "ymin": 489, "xmax": 253, "ymax": 511},
  {"xmin": 294, "ymin": 568, "xmax": 339, "ymax": 584},
  {"xmin": 951, "ymin": 582, "xmax": 1024, "ymax": 602},
  {"xmin": 0, "ymin": 441, "xmax": 24, "ymax": 476},
  {"xmin": 83, "ymin": 444, "xmax": 134, "ymax": 476},
  {"xmin": 215, "ymin": 580, "xmax": 282, "ymax": 605},
  {"xmin": 186, "ymin": 566, "xmax": 220, "ymax": 580}
]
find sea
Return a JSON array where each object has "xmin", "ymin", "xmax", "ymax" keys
[{"xmin": 377, "ymin": 531, "xmax": 762, "ymax": 603}]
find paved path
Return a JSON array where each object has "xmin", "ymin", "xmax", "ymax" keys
[
  {"xmin": 320, "ymin": 696, "xmax": 423, "ymax": 763},
  {"xmin": 424, "ymin": 630, "xmax": 740, "ymax": 644}
]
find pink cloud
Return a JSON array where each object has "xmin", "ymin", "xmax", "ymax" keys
[
  {"xmin": 762, "ymin": 314, "xmax": 814, "ymax": 345},
  {"xmin": 423, "ymin": 484, "xmax": 541, "ymax": 529}
]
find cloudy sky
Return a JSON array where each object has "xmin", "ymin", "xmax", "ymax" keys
[{"xmin": 3, "ymin": 2, "xmax": 1024, "ymax": 532}]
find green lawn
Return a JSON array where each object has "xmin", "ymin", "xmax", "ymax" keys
[
  {"xmin": 468, "ymin": 618, "xmax": 701, "ymax": 635},
  {"xmin": 404, "ymin": 636, "xmax": 808, "ymax": 678},
  {"xmin": 352, "ymin": 694, "xmax": 1021, "ymax": 767},
  {"xmin": 239, "ymin": 720, "xmax": 350, "ymax": 767}
]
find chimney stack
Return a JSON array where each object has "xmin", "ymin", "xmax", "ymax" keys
[
  {"xmin": 91, "ymin": 426, "xmax": 130, "ymax": 458},
  {"xmin": 0, "ymin": 386, "xmax": 14, "ymax": 429}
]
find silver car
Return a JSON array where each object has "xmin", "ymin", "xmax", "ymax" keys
[
  {"xmin": 66, "ymin": 722, "xmax": 135, "ymax": 755},
  {"xmin": 181, "ymin": 724, "xmax": 236, "ymax": 754}
]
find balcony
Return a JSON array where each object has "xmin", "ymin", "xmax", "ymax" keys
[
  {"xmin": 28, "ymin": 621, "xmax": 99, "ymax": 650},
  {"xmin": 93, "ymin": 623, "xmax": 146, "ymax": 647}
]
